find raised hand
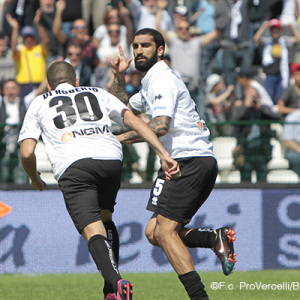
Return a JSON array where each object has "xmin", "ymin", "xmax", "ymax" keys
[
  {"xmin": 111, "ymin": 44, "xmax": 133, "ymax": 77},
  {"xmin": 6, "ymin": 13, "xmax": 19, "ymax": 29},
  {"xmin": 56, "ymin": 0, "xmax": 66, "ymax": 12},
  {"xmin": 119, "ymin": 1, "xmax": 130, "ymax": 18},
  {"xmin": 157, "ymin": 0, "xmax": 168, "ymax": 10},
  {"xmin": 34, "ymin": 8, "xmax": 42, "ymax": 25}
]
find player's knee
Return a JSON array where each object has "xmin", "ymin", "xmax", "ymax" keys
[
  {"xmin": 154, "ymin": 223, "xmax": 180, "ymax": 246},
  {"xmin": 145, "ymin": 226, "xmax": 156, "ymax": 245}
]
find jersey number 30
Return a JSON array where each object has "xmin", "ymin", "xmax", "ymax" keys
[{"xmin": 49, "ymin": 92, "xmax": 103, "ymax": 129}]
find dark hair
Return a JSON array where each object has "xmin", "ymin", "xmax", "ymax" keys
[
  {"xmin": 3, "ymin": 78, "xmax": 18, "ymax": 86},
  {"xmin": 66, "ymin": 42, "xmax": 82, "ymax": 52},
  {"xmin": 103, "ymin": 7, "xmax": 121, "ymax": 25},
  {"xmin": 134, "ymin": 28, "xmax": 165, "ymax": 59},
  {"xmin": 47, "ymin": 61, "xmax": 76, "ymax": 89},
  {"xmin": 163, "ymin": 53, "xmax": 171, "ymax": 62}
]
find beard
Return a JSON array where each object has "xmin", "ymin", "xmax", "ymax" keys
[{"xmin": 134, "ymin": 51, "xmax": 158, "ymax": 72}]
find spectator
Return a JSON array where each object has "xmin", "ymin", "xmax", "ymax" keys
[
  {"xmin": 0, "ymin": 32, "xmax": 16, "ymax": 83},
  {"xmin": 234, "ymin": 67, "xmax": 274, "ymax": 107},
  {"xmin": 126, "ymin": 0, "xmax": 173, "ymax": 32},
  {"xmin": 205, "ymin": 73, "xmax": 234, "ymax": 137},
  {"xmin": 61, "ymin": 0, "xmax": 82, "ymax": 36},
  {"xmin": 278, "ymin": 62, "xmax": 300, "ymax": 117},
  {"xmin": 53, "ymin": 0, "xmax": 98, "ymax": 70},
  {"xmin": 0, "ymin": 79, "xmax": 35, "ymax": 184},
  {"xmin": 280, "ymin": 0, "xmax": 297, "ymax": 27},
  {"xmin": 81, "ymin": 0, "xmax": 109, "ymax": 33},
  {"xmin": 282, "ymin": 102, "xmax": 300, "ymax": 177},
  {"xmin": 215, "ymin": 0, "xmax": 252, "ymax": 88},
  {"xmin": 191, "ymin": 0, "xmax": 220, "ymax": 80},
  {"xmin": 4, "ymin": 0, "xmax": 34, "ymax": 29},
  {"xmin": 254, "ymin": 19, "xmax": 299, "ymax": 104},
  {"xmin": 172, "ymin": 4, "xmax": 190, "ymax": 31},
  {"xmin": 279, "ymin": 0, "xmax": 300, "ymax": 64},
  {"xmin": 126, "ymin": 69, "xmax": 142, "ymax": 97},
  {"xmin": 39, "ymin": 0, "xmax": 63, "ymax": 64},
  {"xmin": 97, "ymin": 23, "xmax": 129, "ymax": 66},
  {"xmin": 93, "ymin": 4, "xmax": 134, "ymax": 48},
  {"xmin": 65, "ymin": 43, "xmax": 92, "ymax": 86},
  {"xmin": 192, "ymin": 0, "xmax": 216, "ymax": 35},
  {"xmin": 0, "ymin": 0, "xmax": 10, "ymax": 32},
  {"xmin": 6, "ymin": 10, "xmax": 49, "ymax": 98},
  {"xmin": 248, "ymin": 0, "xmax": 271, "ymax": 64},
  {"xmin": 163, "ymin": 19, "xmax": 220, "ymax": 114},
  {"xmin": 232, "ymin": 72, "xmax": 281, "ymax": 182},
  {"xmin": 95, "ymin": 22, "xmax": 130, "ymax": 90}
]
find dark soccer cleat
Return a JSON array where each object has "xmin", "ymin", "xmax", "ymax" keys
[
  {"xmin": 213, "ymin": 227, "xmax": 237, "ymax": 276},
  {"xmin": 104, "ymin": 293, "xmax": 117, "ymax": 300},
  {"xmin": 117, "ymin": 279, "xmax": 133, "ymax": 300}
]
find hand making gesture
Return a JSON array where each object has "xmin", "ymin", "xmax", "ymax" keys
[{"xmin": 111, "ymin": 45, "xmax": 133, "ymax": 77}]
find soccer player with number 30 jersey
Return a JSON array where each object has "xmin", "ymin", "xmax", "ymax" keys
[{"xmin": 18, "ymin": 61, "xmax": 180, "ymax": 300}]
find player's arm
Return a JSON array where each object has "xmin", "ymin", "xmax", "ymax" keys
[
  {"xmin": 117, "ymin": 115, "xmax": 170, "ymax": 144},
  {"xmin": 122, "ymin": 110, "xmax": 179, "ymax": 179},
  {"xmin": 20, "ymin": 138, "xmax": 46, "ymax": 191}
]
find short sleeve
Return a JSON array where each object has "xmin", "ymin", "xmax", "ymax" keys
[
  {"xmin": 103, "ymin": 91, "xmax": 130, "ymax": 126},
  {"xmin": 18, "ymin": 100, "xmax": 42, "ymax": 143},
  {"xmin": 150, "ymin": 76, "xmax": 177, "ymax": 119},
  {"xmin": 129, "ymin": 92, "xmax": 145, "ymax": 113}
]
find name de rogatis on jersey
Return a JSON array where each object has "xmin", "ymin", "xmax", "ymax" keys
[{"xmin": 42, "ymin": 87, "xmax": 100, "ymax": 99}]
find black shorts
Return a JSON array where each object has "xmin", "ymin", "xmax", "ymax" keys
[
  {"xmin": 147, "ymin": 156, "xmax": 218, "ymax": 224},
  {"xmin": 58, "ymin": 158, "xmax": 122, "ymax": 233}
]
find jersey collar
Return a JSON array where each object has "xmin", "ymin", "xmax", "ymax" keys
[
  {"xmin": 141, "ymin": 61, "xmax": 169, "ymax": 88},
  {"xmin": 55, "ymin": 83, "xmax": 75, "ymax": 90}
]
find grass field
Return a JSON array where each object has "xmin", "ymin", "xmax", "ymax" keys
[{"xmin": 0, "ymin": 270, "xmax": 299, "ymax": 300}]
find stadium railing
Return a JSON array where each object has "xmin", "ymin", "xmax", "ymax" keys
[{"xmin": 0, "ymin": 120, "xmax": 299, "ymax": 189}]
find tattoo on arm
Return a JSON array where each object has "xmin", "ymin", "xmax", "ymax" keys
[
  {"xmin": 121, "ymin": 130, "xmax": 144, "ymax": 144},
  {"xmin": 119, "ymin": 116, "xmax": 171, "ymax": 144},
  {"xmin": 112, "ymin": 76, "xmax": 129, "ymax": 105},
  {"xmin": 148, "ymin": 116, "xmax": 171, "ymax": 137}
]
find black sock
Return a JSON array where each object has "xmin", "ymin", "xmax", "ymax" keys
[
  {"xmin": 88, "ymin": 234, "xmax": 121, "ymax": 293},
  {"xmin": 103, "ymin": 221, "xmax": 120, "ymax": 296},
  {"xmin": 178, "ymin": 271, "xmax": 208, "ymax": 300},
  {"xmin": 185, "ymin": 228, "xmax": 216, "ymax": 248}
]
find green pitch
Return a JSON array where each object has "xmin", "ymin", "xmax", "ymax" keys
[{"xmin": 0, "ymin": 270, "xmax": 298, "ymax": 299}]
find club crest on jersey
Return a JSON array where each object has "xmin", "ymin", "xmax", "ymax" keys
[
  {"xmin": 198, "ymin": 120, "xmax": 208, "ymax": 132},
  {"xmin": 61, "ymin": 125, "xmax": 111, "ymax": 142},
  {"xmin": 154, "ymin": 94, "xmax": 163, "ymax": 100}
]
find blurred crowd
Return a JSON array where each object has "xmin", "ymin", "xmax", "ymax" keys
[{"xmin": 1, "ymin": 0, "xmax": 300, "ymax": 184}]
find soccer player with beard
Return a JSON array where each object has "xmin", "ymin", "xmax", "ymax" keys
[{"xmin": 111, "ymin": 28, "xmax": 237, "ymax": 299}]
